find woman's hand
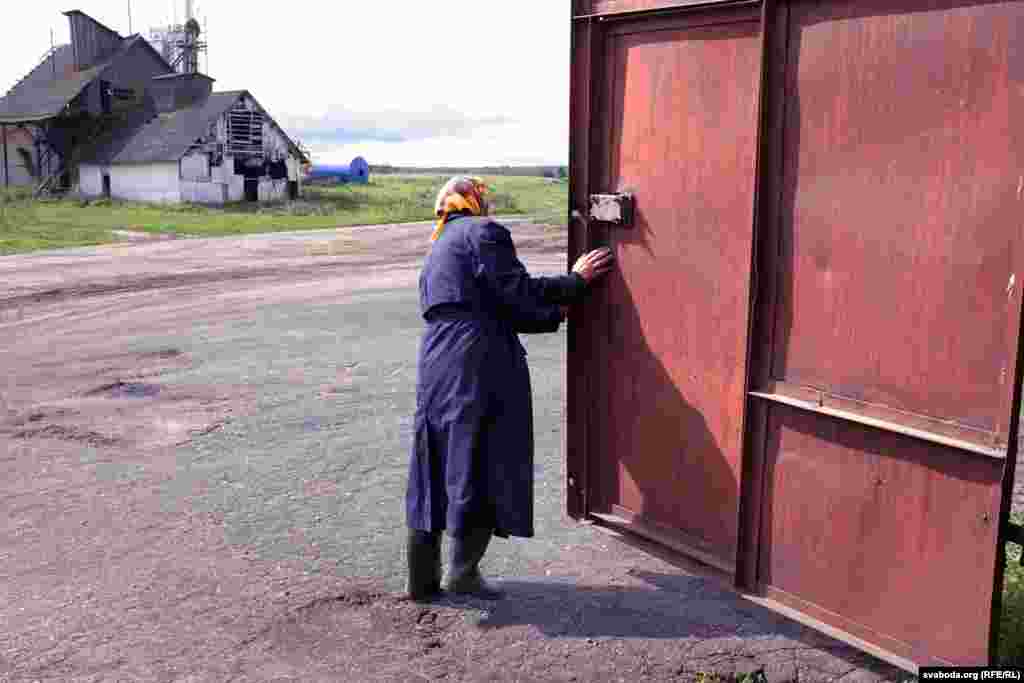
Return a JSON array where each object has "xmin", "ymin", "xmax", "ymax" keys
[{"xmin": 572, "ymin": 247, "xmax": 615, "ymax": 284}]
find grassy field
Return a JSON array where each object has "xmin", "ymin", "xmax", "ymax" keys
[
  {"xmin": 1001, "ymin": 513, "xmax": 1024, "ymax": 663},
  {"xmin": 0, "ymin": 174, "xmax": 568, "ymax": 254}
]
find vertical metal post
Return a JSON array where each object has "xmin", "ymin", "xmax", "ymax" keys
[{"xmin": 2, "ymin": 124, "xmax": 9, "ymax": 188}]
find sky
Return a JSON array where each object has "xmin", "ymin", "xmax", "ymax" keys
[{"xmin": 0, "ymin": 1, "xmax": 572, "ymax": 167}]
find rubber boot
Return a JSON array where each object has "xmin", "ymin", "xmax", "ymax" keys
[
  {"xmin": 406, "ymin": 529, "xmax": 442, "ymax": 602},
  {"xmin": 444, "ymin": 527, "xmax": 504, "ymax": 599}
]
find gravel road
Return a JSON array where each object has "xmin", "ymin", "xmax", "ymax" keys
[{"xmin": 1, "ymin": 220, "xmax": 919, "ymax": 681}]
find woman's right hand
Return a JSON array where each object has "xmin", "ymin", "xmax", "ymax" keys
[{"xmin": 572, "ymin": 247, "xmax": 615, "ymax": 284}]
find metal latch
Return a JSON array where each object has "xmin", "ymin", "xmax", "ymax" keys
[{"xmin": 589, "ymin": 193, "xmax": 634, "ymax": 227}]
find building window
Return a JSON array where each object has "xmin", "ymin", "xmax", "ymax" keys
[{"xmin": 226, "ymin": 104, "xmax": 263, "ymax": 155}]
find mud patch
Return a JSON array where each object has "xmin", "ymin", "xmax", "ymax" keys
[
  {"xmin": 13, "ymin": 407, "xmax": 71, "ymax": 425},
  {"xmin": 138, "ymin": 348, "xmax": 184, "ymax": 360},
  {"xmin": 14, "ymin": 423, "xmax": 121, "ymax": 447},
  {"xmin": 296, "ymin": 589, "xmax": 392, "ymax": 611},
  {"xmin": 84, "ymin": 381, "xmax": 162, "ymax": 399}
]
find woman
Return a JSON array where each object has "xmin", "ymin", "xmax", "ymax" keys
[{"xmin": 406, "ymin": 176, "xmax": 613, "ymax": 601}]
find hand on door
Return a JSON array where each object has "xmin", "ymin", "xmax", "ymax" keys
[{"xmin": 572, "ymin": 247, "xmax": 615, "ymax": 284}]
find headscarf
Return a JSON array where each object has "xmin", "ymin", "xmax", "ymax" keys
[{"xmin": 431, "ymin": 176, "xmax": 490, "ymax": 242}]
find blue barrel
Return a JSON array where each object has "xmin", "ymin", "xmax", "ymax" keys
[{"xmin": 308, "ymin": 156, "xmax": 370, "ymax": 184}]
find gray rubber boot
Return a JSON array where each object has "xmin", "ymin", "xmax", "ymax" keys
[
  {"xmin": 444, "ymin": 527, "xmax": 504, "ymax": 600},
  {"xmin": 406, "ymin": 529, "xmax": 442, "ymax": 602}
]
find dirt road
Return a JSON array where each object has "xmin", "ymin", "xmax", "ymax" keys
[{"xmin": 1, "ymin": 221, "xmax": 904, "ymax": 682}]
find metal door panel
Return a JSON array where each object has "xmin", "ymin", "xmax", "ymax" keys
[
  {"xmin": 748, "ymin": 0, "xmax": 1024, "ymax": 666},
  {"xmin": 759, "ymin": 404, "xmax": 1003, "ymax": 664},
  {"xmin": 583, "ymin": 7, "xmax": 763, "ymax": 570},
  {"xmin": 772, "ymin": 0, "xmax": 1024, "ymax": 441}
]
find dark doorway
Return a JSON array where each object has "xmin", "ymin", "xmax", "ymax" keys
[
  {"xmin": 100, "ymin": 80, "xmax": 112, "ymax": 115},
  {"xmin": 102, "ymin": 174, "xmax": 111, "ymax": 198},
  {"xmin": 244, "ymin": 178, "xmax": 258, "ymax": 202},
  {"xmin": 287, "ymin": 180, "xmax": 298, "ymax": 200}
]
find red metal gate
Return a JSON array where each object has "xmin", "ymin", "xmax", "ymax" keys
[{"xmin": 568, "ymin": 0, "xmax": 1024, "ymax": 669}]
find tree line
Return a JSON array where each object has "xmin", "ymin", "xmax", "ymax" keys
[{"xmin": 370, "ymin": 165, "xmax": 568, "ymax": 179}]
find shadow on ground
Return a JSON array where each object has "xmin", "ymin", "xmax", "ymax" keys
[{"xmin": 472, "ymin": 572, "xmax": 791, "ymax": 641}]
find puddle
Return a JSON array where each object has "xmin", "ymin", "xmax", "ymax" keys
[{"xmin": 86, "ymin": 381, "xmax": 162, "ymax": 399}]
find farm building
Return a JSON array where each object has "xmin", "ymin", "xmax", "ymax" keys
[
  {"xmin": 78, "ymin": 79, "xmax": 305, "ymax": 203},
  {"xmin": 0, "ymin": 8, "xmax": 307, "ymax": 204}
]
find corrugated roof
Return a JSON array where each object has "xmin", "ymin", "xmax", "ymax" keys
[
  {"xmin": 0, "ymin": 45, "xmax": 97, "ymax": 123},
  {"xmin": 0, "ymin": 36, "xmax": 164, "ymax": 124},
  {"xmin": 81, "ymin": 91, "xmax": 244, "ymax": 164}
]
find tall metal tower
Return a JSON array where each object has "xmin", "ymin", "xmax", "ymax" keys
[{"xmin": 148, "ymin": 0, "xmax": 207, "ymax": 74}]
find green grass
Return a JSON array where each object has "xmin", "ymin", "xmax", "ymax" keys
[
  {"xmin": 1000, "ymin": 512, "xmax": 1024, "ymax": 664},
  {"xmin": 0, "ymin": 174, "xmax": 568, "ymax": 254}
]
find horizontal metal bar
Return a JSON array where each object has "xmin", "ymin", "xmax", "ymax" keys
[
  {"xmin": 760, "ymin": 380, "xmax": 997, "ymax": 447},
  {"xmin": 574, "ymin": 0, "xmax": 759, "ymax": 20},
  {"xmin": 744, "ymin": 591, "xmax": 920, "ymax": 673},
  {"xmin": 749, "ymin": 391, "xmax": 1006, "ymax": 460}
]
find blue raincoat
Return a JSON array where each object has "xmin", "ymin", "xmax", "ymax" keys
[{"xmin": 406, "ymin": 216, "xmax": 586, "ymax": 538}]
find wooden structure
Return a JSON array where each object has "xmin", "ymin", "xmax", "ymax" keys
[{"xmin": 567, "ymin": 0, "xmax": 1024, "ymax": 669}]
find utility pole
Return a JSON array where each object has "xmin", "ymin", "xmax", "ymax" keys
[
  {"xmin": 2, "ymin": 124, "xmax": 9, "ymax": 189},
  {"xmin": 128, "ymin": 0, "xmax": 133, "ymax": 34}
]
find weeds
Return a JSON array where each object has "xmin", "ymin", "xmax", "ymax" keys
[{"xmin": 1000, "ymin": 512, "xmax": 1024, "ymax": 663}]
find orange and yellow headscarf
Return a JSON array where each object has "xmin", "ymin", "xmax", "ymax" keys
[{"xmin": 431, "ymin": 176, "xmax": 490, "ymax": 242}]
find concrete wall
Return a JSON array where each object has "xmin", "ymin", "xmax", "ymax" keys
[
  {"xmin": 181, "ymin": 180, "xmax": 227, "ymax": 203},
  {"xmin": 2, "ymin": 147, "xmax": 35, "ymax": 186},
  {"xmin": 181, "ymin": 152, "xmax": 210, "ymax": 181},
  {"xmin": 2, "ymin": 127, "xmax": 36, "ymax": 186},
  {"xmin": 80, "ymin": 164, "xmax": 104, "ymax": 196},
  {"xmin": 227, "ymin": 169, "xmax": 245, "ymax": 202},
  {"xmin": 106, "ymin": 163, "xmax": 180, "ymax": 202}
]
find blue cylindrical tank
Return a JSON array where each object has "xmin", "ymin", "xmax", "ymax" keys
[
  {"xmin": 308, "ymin": 156, "xmax": 370, "ymax": 184},
  {"xmin": 347, "ymin": 156, "xmax": 369, "ymax": 183}
]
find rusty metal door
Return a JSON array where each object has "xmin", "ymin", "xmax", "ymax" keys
[
  {"xmin": 568, "ymin": 0, "xmax": 1024, "ymax": 669},
  {"xmin": 570, "ymin": 2, "xmax": 765, "ymax": 573},
  {"xmin": 744, "ymin": 0, "xmax": 1024, "ymax": 666}
]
